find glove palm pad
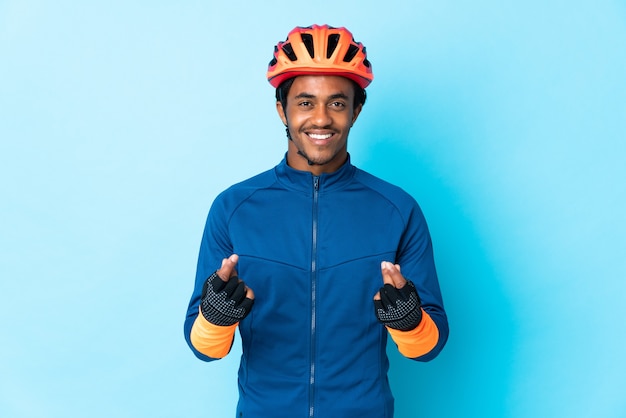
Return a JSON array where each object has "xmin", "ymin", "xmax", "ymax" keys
[
  {"xmin": 200, "ymin": 271, "xmax": 254, "ymax": 326},
  {"xmin": 374, "ymin": 281, "xmax": 422, "ymax": 331}
]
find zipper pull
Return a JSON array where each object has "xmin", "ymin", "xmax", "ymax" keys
[{"xmin": 313, "ymin": 176, "xmax": 320, "ymax": 191}]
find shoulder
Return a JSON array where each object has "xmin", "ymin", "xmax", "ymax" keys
[
  {"xmin": 353, "ymin": 167, "xmax": 418, "ymax": 209},
  {"xmin": 352, "ymin": 167, "xmax": 433, "ymax": 244},
  {"xmin": 226, "ymin": 167, "xmax": 277, "ymax": 194},
  {"xmin": 211, "ymin": 167, "xmax": 278, "ymax": 212},
  {"xmin": 351, "ymin": 167, "xmax": 429, "ymax": 229}
]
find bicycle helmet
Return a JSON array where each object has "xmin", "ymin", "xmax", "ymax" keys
[{"xmin": 267, "ymin": 25, "xmax": 373, "ymax": 89}]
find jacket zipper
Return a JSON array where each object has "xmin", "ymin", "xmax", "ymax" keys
[{"xmin": 309, "ymin": 176, "xmax": 320, "ymax": 418}]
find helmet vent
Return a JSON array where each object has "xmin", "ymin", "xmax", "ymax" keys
[
  {"xmin": 326, "ymin": 34, "xmax": 340, "ymax": 58},
  {"xmin": 281, "ymin": 43, "xmax": 297, "ymax": 61},
  {"xmin": 343, "ymin": 44, "xmax": 359, "ymax": 62},
  {"xmin": 362, "ymin": 47, "xmax": 371, "ymax": 68},
  {"xmin": 300, "ymin": 34, "xmax": 315, "ymax": 58}
]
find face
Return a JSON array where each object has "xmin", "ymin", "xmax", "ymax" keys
[{"xmin": 276, "ymin": 75, "xmax": 363, "ymax": 175}]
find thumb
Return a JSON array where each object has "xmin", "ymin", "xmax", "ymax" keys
[{"xmin": 217, "ymin": 254, "xmax": 239, "ymax": 281}]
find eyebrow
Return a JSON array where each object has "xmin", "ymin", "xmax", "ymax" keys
[{"xmin": 294, "ymin": 92, "xmax": 350, "ymax": 101}]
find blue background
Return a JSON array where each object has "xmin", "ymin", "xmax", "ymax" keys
[{"xmin": 1, "ymin": 1, "xmax": 625, "ymax": 417}]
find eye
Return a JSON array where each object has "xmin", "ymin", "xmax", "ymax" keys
[
  {"xmin": 330, "ymin": 101, "xmax": 346, "ymax": 109},
  {"xmin": 298, "ymin": 101, "xmax": 312, "ymax": 107}
]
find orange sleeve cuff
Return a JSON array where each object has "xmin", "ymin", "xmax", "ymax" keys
[
  {"xmin": 386, "ymin": 309, "xmax": 439, "ymax": 358},
  {"xmin": 189, "ymin": 308, "xmax": 238, "ymax": 359}
]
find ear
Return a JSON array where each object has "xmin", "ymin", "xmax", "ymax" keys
[
  {"xmin": 351, "ymin": 103, "xmax": 363, "ymax": 126},
  {"xmin": 276, "ymin": 101, "xmax": 288, "ymax": 126}
]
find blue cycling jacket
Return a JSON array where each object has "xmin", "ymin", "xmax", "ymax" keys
[{"xmin": 184, "ymin": 156, "xmax": 448, "ymax": 418}]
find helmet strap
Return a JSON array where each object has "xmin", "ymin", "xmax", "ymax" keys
[{"xmin": 285, "ymin": 123, "xmax": 316, "ymax": 166}]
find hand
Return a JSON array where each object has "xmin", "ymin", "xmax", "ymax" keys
[
  {"xmin": 374, "ymin": 261, "xmax": 407, "ymax": 297},
  {"xmin": 200, "ymin": 254, "xmax": 255, "ymax": 326},
  {"xmin": 373, "ymin": 261, "xmax": 422, "ymax": 331},
  {"xmin": 216, "ymin": 254, "xmax": 256, "ymax": 300}
]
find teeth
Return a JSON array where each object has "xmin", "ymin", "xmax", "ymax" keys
[{"xmin": 309, "ymin": 133, "xmax": 332, "ymax": 140}]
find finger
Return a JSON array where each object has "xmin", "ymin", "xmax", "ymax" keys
[
  {"xmin": 217, "ymin": 254, "xmax": 239, "ymax": 281},
  {"xmin": 389, "ymin": 264, "xmax": 407, "ymax": 289},
  {"xmin": 223, "ymin": 277, "xmax": 242, "ymax": 299},
  {"xmin": 380, "ymin": 261, "xmax": 395, "ymax": 286},
  {"xmin": 373, "ymin": 290, "xmax": 381, "ymax": 301},
  {"xmin": 238, "ymin": 277, "xmax": 256, "ymax": 301},
  {"xmin": 238, "ymin": 296, "xmax": 254, "ymax": 312},
  {"xmin": 381, "ymin": 261, "xmax": 407, "ymax": 289},
  {"xmin": 380, "ymin": 284, "xmax": 398, "ymax": 307},
  {"xmin": 373, "ymin": 299, "xmax": 384, "ymax": 311}
]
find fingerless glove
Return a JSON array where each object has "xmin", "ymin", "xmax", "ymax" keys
[
  {"xmin": 374, "ymin": 281, "xmax": 422, "ymax": 331},
  {"xmin": 200, "ymin": 271, "xmax": 254, "ymax": 326}
]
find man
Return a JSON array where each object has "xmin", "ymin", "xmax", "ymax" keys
[{"xmin": 184, "ymin": 24, "xmax": 448, "ymax": 417}]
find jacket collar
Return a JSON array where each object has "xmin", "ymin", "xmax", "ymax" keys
[{"xmin": 275, "ymin": 153, "xmax": 356, "ymax": 193}]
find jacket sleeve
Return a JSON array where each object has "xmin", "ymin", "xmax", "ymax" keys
[
  {"xmin": 184, "ymin": 193, "xmax": 235, "ymax": 361},
  {"xmin": 190, "ymin": 309, "xmax": 238, "ymax": 358},
  {"xmin": 387, "ymin": 310, "xmax": 439, "ymax": 358},
  {"xmin": 393, "ymin": 202, "xmax": 449, "ymax": 361}
]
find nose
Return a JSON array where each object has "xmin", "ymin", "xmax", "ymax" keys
[{"xmin": 312, "ymin": 105, "xmax": 332, "ymax": 127}]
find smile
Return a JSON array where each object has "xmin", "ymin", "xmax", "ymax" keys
[{"xmin": 307, "ymin": 133, "xmax": 333, "ymax": 140}]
